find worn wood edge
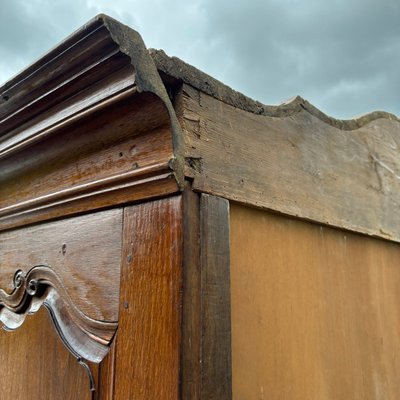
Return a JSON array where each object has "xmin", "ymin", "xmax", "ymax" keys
[
  {"xmin": 189, "ymin": 161, "xmax": 400, "ymax": 244},
  {"xmin": 0, "ymin": 85, "xmax": 137, "ymax": 160},
  {"xmin": 181, "ymin": 185, "xmax": 201, "ymax": 399},
  {"xmin": 0, "ymin": 170, "xmax": 179, "ymax": 232},
  {"xmin": 0, "ymin": 162, "xmax": 169, "ymax": 218},
  {"xmin": 0, "ymin": 27, "xmax": 130, "ymax": 151},
  {"xmin": 99, "ymin": 15, "xmax": 185, "ymax": 185},
  {"xmin": 199, "ymin": 194, "xmax": 232, "ymax": 399},
  {"xmin": 0, "ymin": 14, "xmax": 185, "ymax": 186},
  {"xmin": 151, "ymin": 49, "xmax": 400, "ymax": 129},
  {"xmin": 0, "ymin": 265, "xmax": 116, "ymax": 364},
  {"xmin": 178, "ymin": 84, "xmax": 400, "ymax": 244},
  {"xmin": 194, "ymin": 187, "xmax": 400, "ymax": 244}
]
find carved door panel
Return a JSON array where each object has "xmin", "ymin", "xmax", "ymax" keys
[
  {"xmin": 0, "ymin": 197, "xmax": 184, "ymax": 399},
  {"xmin": 0, "ymin": 209, "xmax": 123, "ymax": 399},
  {"xmin": 0, "ymin": 307, "xmax": 93, "ymax": 400}
]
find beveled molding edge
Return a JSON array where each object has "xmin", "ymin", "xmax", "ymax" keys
[
  {"xmin": 0, "ymin": 14, "xmax": 185, "ymax": 185},
  {"xmin": 0, "ymin": 265, "xmax": 117, "ymax": 364},
  {"xmin": 0, "ymin": 161, "xmax": 179, "ymax": 232}
]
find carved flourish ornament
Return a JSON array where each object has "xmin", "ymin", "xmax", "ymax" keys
[{"xmin": 0, "ymin": 265, "xmax": 117, "ymax": 366}]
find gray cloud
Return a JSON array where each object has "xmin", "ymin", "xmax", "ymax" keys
[{"xmin": 0, "ymin": 0, "xmax": 399, "ymax": 118}]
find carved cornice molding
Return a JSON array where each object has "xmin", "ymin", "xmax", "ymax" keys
[
  {"xmin": 0, "ymin": 15, "xmax": 183, "ymax": 232},
  {"xmin": 0, "ymin": 14, "xmax": 184, "ymax": 182},
  {"xmin": 0, "ymin": 265, "xmax": 116, "ymax": 364}
]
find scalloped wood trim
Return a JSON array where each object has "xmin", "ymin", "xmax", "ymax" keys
[
  {"xmin": 150, "ymin": 49, "xmax": 399, "ymax": 129},
  {"xmin": 0, "ymin": 265, "xmax": 116, "ymax": 363},
  {"xmin": 178, "ymin": 83, "xmax": 400, "ymax": 243}
]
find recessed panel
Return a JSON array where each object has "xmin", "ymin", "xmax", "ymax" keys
[{"xmin": 230, "ymin": 204, "xmax": 400, "ymax": 400}]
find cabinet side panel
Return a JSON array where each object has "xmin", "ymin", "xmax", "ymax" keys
[
  {"xmin": 180, "ymin": 84, "xmax": 400, "ymax": 242},
  {"xmin": 114, "ymin": 196, "xmax": 182, "ymax": 399},
  {"xmin": 230, "ymin": 203, "xmax": 400, "ymax": 400}
]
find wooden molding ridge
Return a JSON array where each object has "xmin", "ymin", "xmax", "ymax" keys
[
  {"xmin": 0, "ymin": 15, "xmax": 185, "ymax": 230},
  {"xmin": 0, "ymin": 161, "xmax": 178, "ymax": 231},
  {"xmin": 0, "ymin": 265, "xmax": 116, "ymax": 364},
  {"xmin": 150, "ymin": 48, "xmax": 399, "ymax": 129},
  {"xmin": 0, "ymin": 14, "xmax": 184, "ymax": 183}
]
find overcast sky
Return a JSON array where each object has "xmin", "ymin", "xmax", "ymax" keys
[{"xmin": 1, "ymin": 0, "xmax": 399, "ymax": 119}]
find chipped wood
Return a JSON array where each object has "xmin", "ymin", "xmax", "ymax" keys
[{"xmin": 178, "ymin": 83, "xmax": 400, "ymax": 242}]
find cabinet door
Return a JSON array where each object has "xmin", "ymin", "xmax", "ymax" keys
[{"xmin": 0, "ymin": 209, "xmax": 123, "ymax": 399}]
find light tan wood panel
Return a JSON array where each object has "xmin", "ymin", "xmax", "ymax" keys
[
  {"xmin": 230, "ymin": 203, "xmax": 400, "ymax": 400},
  {"xmin": 0, "ymin": 307, "xmax": 93, "ymax": 400}
]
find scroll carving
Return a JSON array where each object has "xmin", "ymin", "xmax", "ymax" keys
[{"xmin": 0, "ymin": 265, "xmax": 117, "ymax": 364}]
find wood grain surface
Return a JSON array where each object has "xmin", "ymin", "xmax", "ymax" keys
[
  {"xmin": 181, "ymin": 191, "xmax": 232, "ymax": 399},
  {"xmin": 0, "ymin": 92, "xmax": 177, "ymax": 231},
  {"xmin": 181, "ymin": 188, "xmax": 202, "ymax": 399},
  {"xmin": 230, "ymin": 203, "xmax": 400, "ymax": 400},
  {"xmin": 0, "ymin": 208, "xmax": 122, "ymax": 322},
  {"xmin": 113, "ymin": 196, "xmax": 182, "ymax": 399},
  {"xmin": 178, "ymin": 83, "xmax": 400, "ymax": 243},
  {"xmin": 97, "ymin": 340, "xmax": 117, "ymax": 400},
  {"xmin": 0, "ymin": 307, "xmax": 93, "ymax": 400},
  {"xmin": 200, "ymin": 194, "xmax": 232, "ymax": 400},
  {"xmin": 0, "ymin": 21, "xmax": 123, "ymax": 138}
]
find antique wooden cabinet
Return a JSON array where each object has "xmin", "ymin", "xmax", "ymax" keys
[{"xmin": 1, "ymin": 14, "xmax": 400, "ymax": 400}]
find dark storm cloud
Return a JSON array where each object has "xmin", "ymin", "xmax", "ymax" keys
[
  {"xmin": 196, "ymin": 0, "xmax": 400, "ymax": 118},
  {"xmin": 0, "ymin": 0, "xmax": 94, "ymax": 81},
  {"xmin": 1, "ymin": 0, "xmax": 399, "ymax": 118}
]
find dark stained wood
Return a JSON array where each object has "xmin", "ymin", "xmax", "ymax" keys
[
  {"xmin": 113, "ymin": 196, "xmax": 182, "ymax": 399},
  {"xmin": 230, "ymin": 203, "xmax": 400, "ymax": 400},
  {"xmin": 0, "ymin": 16, "xmax": 186, "ymax": 233},
  {"xmin": 0, "ymin": 307, "xmax": 93, "ymax": 400},
  {"xmin": 0, "ymin": 265, "xmax": 116, "ymax": 363},
  {"xmin": 0, "ymin": 165, "xmax": 178, "ymax": 232},
  {"xmin": 0, "ymin": 92, "xmax": 177, "ymax": 231},
  {"xmin": 181, "ymin": 187, "xmax": 201, "ymax": 399},
  {"xmin": 178, "ymin": 83, "xmax": 400, "ymax": 243},
  {"xmin": 0, "ymin": 64, "xmax": 135, "ymax": 157},
  {"xmin": 0, "ymin": 21, "xmax": 121, "ymax": 130},
  {"xmin": 200, "ymin": 194, "xmax": 232, "ymax": 400},
  {"xmin": 0, "ymin": 15, "xmax": 180, "ymax": 165},
  {"xmin": 180, "ymin": 191, "xmax": 232, "ymax": 400},
  {"xmin": 0, "ymin": 91, "xmax": 167, "ymax": 174},
  {"xmin": 0, "ymin": 209, "xmax": 122, "ymax": 322}
]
